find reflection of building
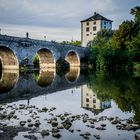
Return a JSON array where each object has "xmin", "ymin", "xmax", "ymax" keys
[
  {"xmin": 81, "ymin": 85, "xmax": 111, "ymax": 115},
  {"xmin": 81, "ymin": 12, "xmax": 113, "ymax": 47}
]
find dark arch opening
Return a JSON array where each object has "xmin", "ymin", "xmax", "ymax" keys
[
  {"xmin": 65, "ymin": 51, "xmax": 80, "ymax": 67},
  {"xmin": 33, "ymin": 48, "xmax": 55, "ymax": 69}
]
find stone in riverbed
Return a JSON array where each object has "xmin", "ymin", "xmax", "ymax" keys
[
  {"xmin": 10, "ymin": 110, "xmax": 15, "ymax": 114},
  {"xmin": 69, "ymin": 129, "xmax": 74, "ymax": 133},
  {"xmin": 34, "ymin": 121, "xmax": 40, "ymax": 127},
  {"xmin": 7, "ymin": 114, "xmax": 13, "ymax": 119},
  {"xmin": 13, "ymin": 115, "xmax": 17, "ymax": 119},
  {"xmin": 0, "ymin": 113, "xmax": 7, "ymax": 119},
  {"xmin": 135, "ymin": 132, "xmax": 140, "ymax": 140},
  {"xmin": 60, "ymin": 116, "xmax": 65, "ymax": 121},
  {"xmin": 52, "ymin": 132, "xmax": 61, "ymax": 138},
  {"xmin": 28, "ymin": 123, "xmax": 34, "ymax": 127},
  {"xmin": 94, "ymin": 135, "xmax": 100, "ymax": 139},
  {"xmin": 57, "ymin": 126, "xmax": 64, "ymax": 129},
  {"xmin": 50, "ymin": 107, "xmax": 56, "ymax": 112},
  {"xmin": 100, "ymin": 124, "xmax": 106, "ymax": 127},
  {"xmin": 27, "ymin": 119, "xmax": 32, "ymax": 122},
  {"xmin": 20, "ymin": 121, "xmax": 26, "ymax": 126},
  {"xmin": 42, "ymin": 107, "xmax": 48, "ymax": 112},
  {"xmin": 84, "ymin": 132, "xmax": 91, "ymax": 136},
  {"xmin": 96, "ymin": 127, "xmax": 106, "ymax": 130},
  {"xmin": 52, "ymin": 128, "xmax": 60, "ymax": 133},
  {"xmin": 24, "ymin": 135, "xmax": 37, "ymax": 140},
  {"xmin": 80, "ymin": 134, "xmax": 90, "ymax": 139},
  {"xmin": 41, "ymin": 130, "xmax": 50, "ymax": 136},
  {"xmin": 62, "ymin": 119, "xmax": 72, "ymax": 130},
  {"xmin": 51, "ymin": 120, "xmax": 58, "ymax": 127},
  {"xmin": 111, "ymin": 119, "xmax": 120, "ymax": 124},
  {"xmin": 83, "ymin": 117, "xmax": 88, "ymax": 123}
]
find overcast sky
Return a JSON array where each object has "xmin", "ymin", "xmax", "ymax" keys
[{"xmin": 0, "ymin": 0, "xmax": 139, "ymax": 41}]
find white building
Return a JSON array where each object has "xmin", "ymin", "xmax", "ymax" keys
[
  {"xmin": 81, "ymin": 85, "xmax": 111, "ymax": 115},
  {"xmin": 81, "ymin": 12, "xmax": 113, "ymax": 47}
]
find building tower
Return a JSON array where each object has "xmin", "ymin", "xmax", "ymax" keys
[{"xmin": 81, "ymin": 12, "xmax": 113, "ymax": 47}]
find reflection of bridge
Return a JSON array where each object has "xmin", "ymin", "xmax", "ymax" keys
[
  {"xmin": 0, "ymin": 35, "xmax": 88, "ymax": 69},
  {"xmin": 0, "ymin": 68, "xmax": 88, "ymax": 103}
]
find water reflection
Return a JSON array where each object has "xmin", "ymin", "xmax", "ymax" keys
[
  {"xmin": 0, "ymin": 69, "xmax": 19, "ymax": 93},
  {"xmin": 81, "ymin": 84, "xmax": 111, "ymax": 115},
  {"xmin": 65, "ymin": 67, "xmax": 80, "ymax": 83},
  {"xmin": 88, "ymin": 70, "xmax": 140, "ymax": 124},
  {"xmin": 34, "ymin": 68, "xmax": 56, "ymax": 87},
  {"xmin": 0, "ymin": 67, "xmax": 140, "ymax": 126}
]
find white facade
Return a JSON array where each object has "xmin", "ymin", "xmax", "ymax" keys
[{"xmin": 81, "ymin": 13, "xmax": 112, "ymax": 47}]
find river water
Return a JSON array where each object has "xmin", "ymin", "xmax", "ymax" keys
[{"xmin": 0, "ymin": 68, "xmax": 140, "ymax": 140}]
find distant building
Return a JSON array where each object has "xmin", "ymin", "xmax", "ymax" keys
[
  {"xmin": 81, "ymin": 85, "xmax": 111, "ymax": 115},
  {"xmin": 81, "ymin": 12, "xmax": 113, "ymax": 47}
]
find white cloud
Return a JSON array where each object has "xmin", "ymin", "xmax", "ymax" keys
[{"xmin": 0, "ymin": 0, "xmax": 139, "ymax": 41}]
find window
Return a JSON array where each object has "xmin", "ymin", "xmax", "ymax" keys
[
  {"xmin": 86, "ymin": 98, "xmax": 89, "ymax": 102},
  {"xmin": 93, "ymin": 21, "xmax": 96, "ymax": 25},
  {"xmin": 86, "ymin": 34, "xmax": 89, "ymax": 36},
  {"xmin": 104, "ymin": 26, "xmax": 106, "ymax": 29},
  {"xmin": 86, "ymin": 27, "xmax": 90, "ymax": 32},
  {"xmin": 93, "ymin": 33, "xmax": 96, "ymax": 36},
  {"xmin": 86, "ymin": 104, "xmax": 89, "ymax": 107},
  {"xmin": 104, "ymin": 21, "xmax": 107, "ymax": 25},
  {"xmin": 93, "ymin": 105, "xmax": 96, "ymax": 108},
  {"xmin": 93, "ymin": 99, "xmax": 96, "ymax": 103},
  {"xmin": 93, "ymin": 26, "xmax": 96, "ymax": 31},
  {"xmin": 86, "ymin": 22, "xmax": 89, "ymax": 26}
]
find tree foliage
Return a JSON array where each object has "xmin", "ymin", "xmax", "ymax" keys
[{"xmin": 89, "ymin": 6, "xmax": 140, "ymax": 70}]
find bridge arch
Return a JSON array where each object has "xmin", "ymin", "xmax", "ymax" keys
[
  {"xmin": 33, "ymin": 48, "xmax": 55, "ymax": 69},
  {"xmin": 0, "ymin": 46, "xmax": 19, "ymax": 69},
  {"xmin": 65, "ymin": 50, "xmax": 80, "ymax": 67}
]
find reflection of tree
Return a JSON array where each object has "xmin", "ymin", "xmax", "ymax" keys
[{"xmin": 88, "ymin": 70, "xmax": 140, "ymax": 125}]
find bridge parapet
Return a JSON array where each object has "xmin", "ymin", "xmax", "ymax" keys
[{"xmin": 0, "ymin": 35, "xmax": 88, "ymax": 68}]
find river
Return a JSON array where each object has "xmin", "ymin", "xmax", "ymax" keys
[{"xmin": 0, "ymin": 68, "xmax": 140, "ymax": 140}]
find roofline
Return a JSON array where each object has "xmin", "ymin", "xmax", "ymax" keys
[{"xmin": 80, "ymin": 19, "xmax": 113, "ymax": 23}]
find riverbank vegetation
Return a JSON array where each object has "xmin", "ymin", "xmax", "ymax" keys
[
  {"xmin": 88, "ymin": 6, "xmax": 140, "ymax": 71},
  {"xmin": 61, "ymin": 40, "xmax": 81, "ymax": 46}
]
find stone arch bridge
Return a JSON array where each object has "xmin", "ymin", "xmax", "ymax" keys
[{"xmin": 0, "ymin": 35, "xmax": 88, "ymax": 69}]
